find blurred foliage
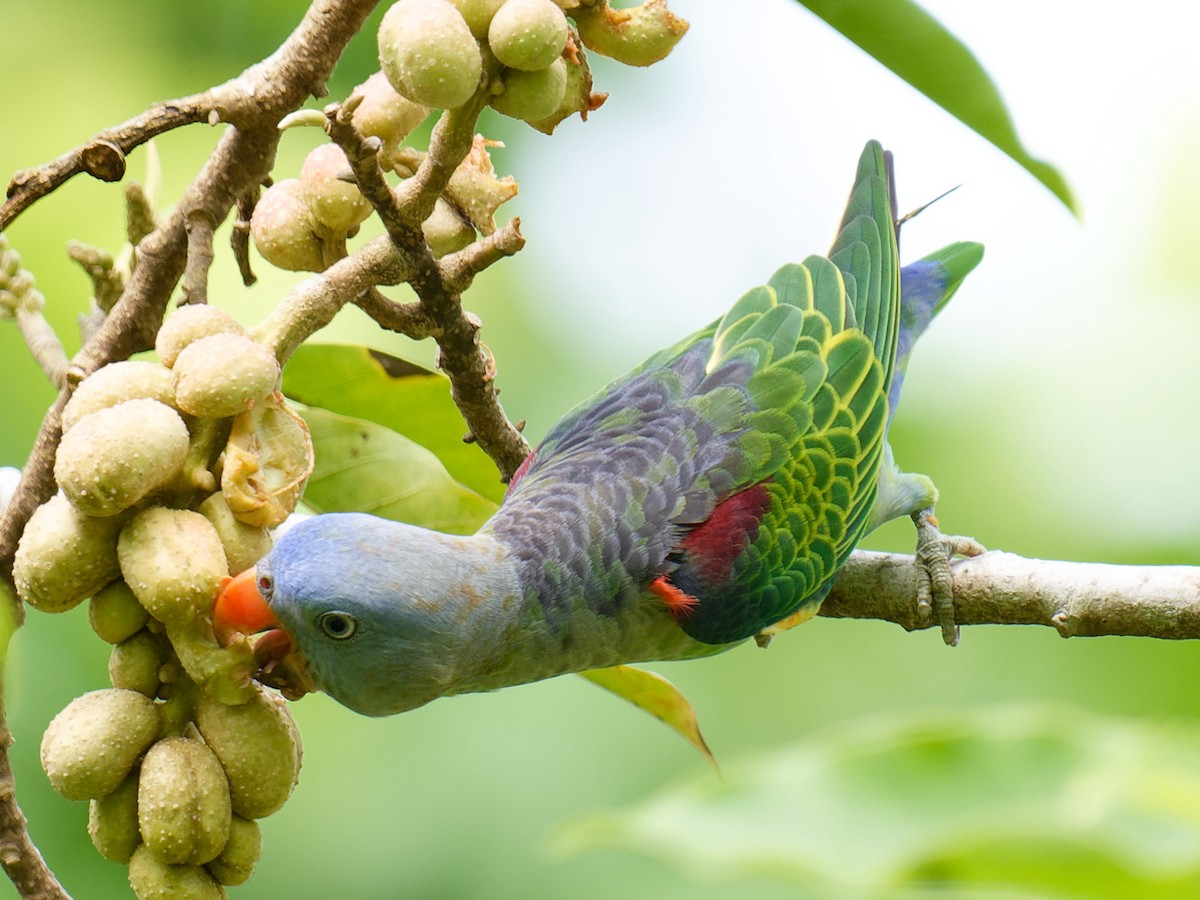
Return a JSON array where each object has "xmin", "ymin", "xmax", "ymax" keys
[
  {"xmin": 559, "ymin": 705, "xmax": 1200, "ymax": 896},
  {"xmin": 0, "ymin": 1, "xmax": 1198, "ymax": 899},
  {"xmin": 798, "ymin": 0, "xmax": 1076, "ymax": 215}
]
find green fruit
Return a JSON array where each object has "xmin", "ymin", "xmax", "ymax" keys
[
  {"xmin": 118, "ymin": 507, "xmax": 228, "ymax": 627},
  {"xmin": 89, "ymin": 770, "xmax": 141, "ymax": 864},
  {"xmin": 378, "ymin": 0, "xmax": 483, "ymax": 109},
  {"xmin": 138, "ymin": 736, "xmax": 232, "ymax": 866},
  {"xmin": 489, "ymin": 57, "xmax": 567, "ymax": 122},
  {"xmin": 197, "ymin": 492, "xmax": 272, "ymax": 576},
  {"xmin": 128, "ymin": 845, "xmax": 228, "ymax": 900},
  {"xmin": 90, "ymin": 580, "xmax": 151, "ymax": 644},
  {"xmin": 55, "ymin": 399, "xmax": 189, "ymax": 518},
  {"xmin": 529, "ymin": 29, "xmax": 598, "ymax": 134},
  {"xmin": 299, "ymin": 144, "xmax": 373, "ymax": 235},
  {"xmin": 40, "ymin": 689, "xmax": 160, "ymax": 801},
  {"xmin": 14, "ymin": 493, "xmax": 122, "ymax": 613},
  {"xmin": 172, "ymin": 333, "xmax": 280, "ymax": 420},
  {"xmin": 349, "ymin": 72, "xmax": 430, "ymax": 168},
  {"xmin": 250, "ymin": 179, "xmax": 325, "ymax": 273},
  {"xmin": 573, "ymin": 0, "xmax": 689, "ymax": 67},
  {"xmin": 448, "ymin": 0, "xmax": 505, "ymax": 37},
  {"xmin": 156, "ymin": 305, "xmax": 246, "ymax": 369},
  {"xmin": 205, "ymin": 816, "xmax": 261, "ymax": 886},
  {"xmin": 422, "ymin": 198, "xmax": 476, "ymax": 258},
  {"xmin": 488, "ymin": 0, "xmax": 568, "ymax": 71},
  {"xmin": 194, "ymin": 686, "xmax": 302, "ymax": 819},
  {"xmin": 165, "ymin": 620, "xmax": 255, "ymax": 706},
  {"xmin": 62, "ymin": 361, "xmax": 176, "ymax": 432},
  {"xmin": 109, "ymin": 628, "xmax": 170, "ymax": 697}
]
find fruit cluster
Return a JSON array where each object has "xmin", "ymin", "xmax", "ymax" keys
[
  {"xmin": 14, "ymin": 305, "xmax": 310, "ymax": 898},
  {"xmin": 249, "ymin": 0, "xmax": 687, "ymax": 274}
]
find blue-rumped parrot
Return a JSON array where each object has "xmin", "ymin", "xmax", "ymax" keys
[{"xmin": 214, "ymin": 141, "xmax": 982, "ymax": 716}]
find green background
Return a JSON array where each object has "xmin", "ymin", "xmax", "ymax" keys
[{"xmin": 2, "ymin": 0, "xmax": 1200, "ymax": 897}]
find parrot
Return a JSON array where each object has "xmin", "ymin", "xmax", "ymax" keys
[{"xmin": 214, "ymin": 141, "xmax": 983, "ymax": 717}]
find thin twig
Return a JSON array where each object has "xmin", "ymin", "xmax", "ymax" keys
[{"xmin": 180, "ymin": 209, "xmax": 217, "ymax": 305}]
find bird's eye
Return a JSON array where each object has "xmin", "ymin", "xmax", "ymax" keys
[
  {"xmin": 257, "ymin": 574, "xmax": 273, "ymax": 596},
  {"xmin": 316, "ymin": 611, "xmax": 357, "ymax": 641}
]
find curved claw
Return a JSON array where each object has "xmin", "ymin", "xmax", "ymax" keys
[{"xmin": 911, "ymin": 508, "xmax": 985, "ymax": 646}]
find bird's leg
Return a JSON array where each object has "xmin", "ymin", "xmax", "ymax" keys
[{"xmin": 911, "ymin": 507, "xmax": 985, "ymax": 646}]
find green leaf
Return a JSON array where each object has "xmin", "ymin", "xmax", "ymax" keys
[
  {"xmin": 555, "ymin": 705, "xmax": 1200, "ymax": 896},
  {"xmin": 298, "ymin": 405, "xmax": 498, "ymax": 535},
  {"xmin": 798, "ymin": 0, "xmax": 1078, "ymax": 216},
  {"xmin": 283, "ymin": 344, "xmax": 507, "ymax": 503},
  {"xmin": 579, "ymin": 666, "xmax": 716, "ymax": 769}
]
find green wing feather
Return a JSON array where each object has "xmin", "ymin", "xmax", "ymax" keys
[{"xmin": 678, "ymin": 141, "xmax": 899, "ymax": 643}]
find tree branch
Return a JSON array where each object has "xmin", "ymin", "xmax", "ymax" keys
[{"xmin": 822, "ymin": 549, "xmax": 1200, "ymax": 639}]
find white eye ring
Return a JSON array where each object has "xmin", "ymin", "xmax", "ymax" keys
[{"xmin": 317, "ymin": 611, "xmax": 358, "ymax": 640}]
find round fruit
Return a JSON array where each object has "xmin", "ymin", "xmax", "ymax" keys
[
  {"xmin": 138, "ymin": 736, "xmax": 232, "ymax": 866},
  {"xmin": 349, "ymin": 72, "xmax": 430, "ymax": 168},
  {"xmin": 172, "ymin": 333, "xmax": 280, "ymax": 419},
  {"xmin": 378, "ymin": 0, "xmax": 483, "ymax": 109},
  {"xmin": 299, "ymin": 144, "xmax": 373, "ymax": 235},
  {"xmin": 205, "ymin": 816, "xmax": 261, "ymax": 886},
  {"xmin": 88, "ymin": 771, "xmax": 141, "ymax": 864},
  {"xmin": 118, "ymin": 507, "xmax": 229, "ymax": 627},
  {"xmin": 448, "ymin": 0, "xmax": 505, "ymax": 37},
  {"xmin": 128, "ymin": 845, "xmax": 227, "ymax": 900},
  {"xmin": 573, "ymin": 0, "xmax": 689, "ymax": 67},
  {"xmin": 488, "ymin": 0, "xmax": 568, "ymax": 71},
  {"xmin": 250, "ymin": 179, "xmax": 325, "ymax": 273},
  {"xmin": 62, "ymin": 361, "xmax": 176, "ymax": 432},
  {"xmin": 422, "ymin": 198, "xmax": 476, "ymax": 258},
  {"xmin": 194, "ymin": 686, "xmax": 302, "ymax": 819},
  {"xmin": 89, "ymin": 580, "xmax": 151, "ymax": 644},
  {"xmin": 40, "ymin": 689, "xmax": 160, "ymax": 801},
  {"xmin": 14, "ymin": 493, "xmax": 123, "ymax": 613},
  {"xmin": 109, "ymin": 628, "xmax": 169, "ymax": 697},
  {"xmin": 55, "ymin": 399, "xmax": 189, "ymax": 518},
  {"xmin": 156, "ymin": 305, "xmax": 247, "ymax": 368},
  {"xmin": 489, "ymin": 57, "xmax": 567, "ymax": 122}
]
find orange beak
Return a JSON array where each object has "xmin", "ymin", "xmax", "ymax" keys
[{"xmin": 213, "ymin": 567, "xmax": 281, "ymax": 645}]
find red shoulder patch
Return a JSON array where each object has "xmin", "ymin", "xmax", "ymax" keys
[
  {"xmin": 681, "ymin": 482, "xmax": 772, "ymax": 585},
  {"xmin": 504, "ymin": 450, "xmax": 537, "ymax": 500}
]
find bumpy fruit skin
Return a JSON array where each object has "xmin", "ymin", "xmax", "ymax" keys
[
  {"xmin": 118, "ymin": 507, "xmax": 229, "ymax": 627},
  {"xmin": 109, "ymin": 628, "xmax": 169, "ymax": 697},
  {"xmin": 573, "ymin": 0, "xmax": 689, "ymax": 67},
  {"xmin": 205, "ymin": 815, "xmax": 261, "ymax": 886},
  {"xmin": 40, "ymin": 689, "xmax": 160, "ymax": 801},
  {"xmin": 55, "ymin": 399, "xmax": 190, "ymax": 518},
  {"xmin": 89, "ymin": 771, "xmax": 141, "ymax": 864},
  {"xmin": 448, "ymin": 0, "xmax": 505, "ymax": 37},
  {"xmin": 299, "ymin": 144, "xmax": 373, "ymax": 235},
  {"xmin": 90, "ymin": 580, "xmax": 151, "ymax": 644},
  {"xmin": 378, "ymin": 0, "xmax": 483, "ymax": 109},
  {"xmin": 250, "ymin": 179, "xmax": 325, "ymax": 273},
  {"xmin": 62, "ymin": 361, "xmax": 176, "ymax": 432},
  {"xmin": 489, "ymin": 57, "xmax": 568, "ymax": 122},
  {"xmin": 14, "ymin": 493, "xmax": 123, "ymax": 613},
  {"xmin": 488, "ymin": 0, "xmax": 568, "ymax": 71},
  {"xmin": 156, "ymin": 305, "xmax": 247, "ymax": 369},
  {"xmin": 194, "ymin": 686, "xmax": 302, "ymax": 819},
  {"xmin": 138, "ymin": 736, "xmax": 232, "ymax": 866},
  {"xmin": 198, "ymin": 492, "xmax": 271, "ymax": 576},
  {"xmin": 172, "ymin": 333, "xmax": 280, "ymax": 419},
  {"xmin": 128, "ymin": 845, "xmax": 228, "ymax": 900},
  {"xmin": 166, "ymin": 621, "xmax": 255, "ymax": 706}
]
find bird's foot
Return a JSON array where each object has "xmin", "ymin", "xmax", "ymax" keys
[{"xmin": 911, "ymin": 508, "xmax": 985, "ymax": 646}]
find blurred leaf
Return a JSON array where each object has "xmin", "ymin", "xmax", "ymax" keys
[
  {"xmin": 799, "ymin": 0, "xmax": 1078, "ymax": 215},
  {"xmin": 283, "ymin": 344, "xmax": 507, "ymax": 503},
  {"xmin": 580, "ymin": 666, "xmax": 716, "ymax": 769},
  {"xmin": 298, "ymin": 406, "xmax": 497, "ymax": 535},
  {"xmin": 556, "ymin": 706, "xmax": 1200, "ymax": 896}
]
